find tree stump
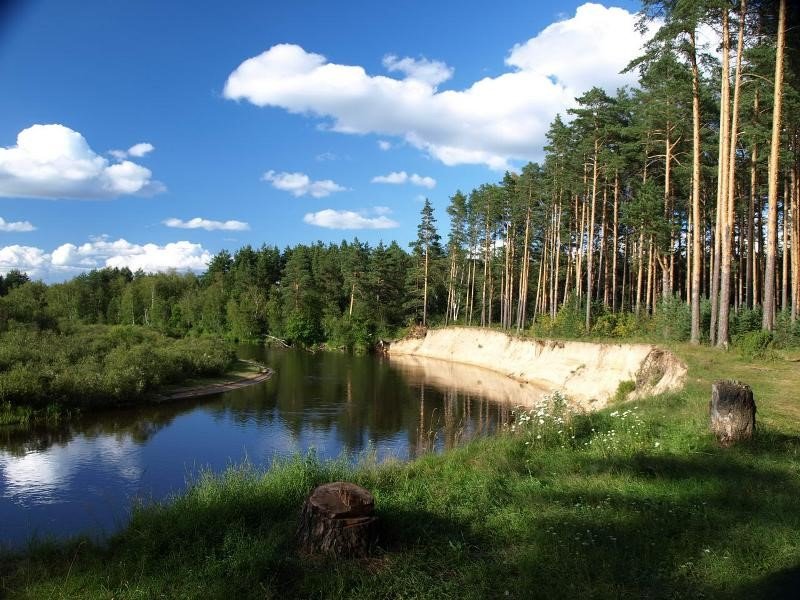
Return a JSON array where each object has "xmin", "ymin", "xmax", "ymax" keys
[
  {"xmin": 297, "ymin": 482, "xmax": 377, "ymax": 557},
  {"xmin": 710, "ymin": 380, "xmax": 756, "ymax": 446}
]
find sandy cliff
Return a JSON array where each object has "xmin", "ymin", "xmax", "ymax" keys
[{"xmin": 388, "ymin": 328, "xmax": 686, "ymax": 409}]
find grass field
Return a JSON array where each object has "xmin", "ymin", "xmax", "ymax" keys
[{"xmin": 1, "ymin": 343, "xmax": 799, "ymax": 599}]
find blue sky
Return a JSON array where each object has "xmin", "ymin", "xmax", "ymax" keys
[{"xmin": 0, "ymin": 0, "xmax": 643, "ymax": 281}]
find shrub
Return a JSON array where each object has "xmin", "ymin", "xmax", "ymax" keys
[
  {"xmin": 773, "ymin": 311, "xmax": 800, "ymax": 349},
  {"xmin": 730, "ymin": 307, "xmax": 763, "ymax": 337},
  {"xmin": 552, "ymin": 294, "xmax": 585, "ymax": 338},
  {"xmin": 732, "ymin": 330, "xmax": 776, "ymax": 360},
  {"xmin": 0, "ymin": 324, "xmax": 235, "ymax": 408},
  {"xmin": 654, "ymin": 295, "xmax": 691, "ymax": 341},
  {"xmin": 613, "ymin": 380, "xmax": 636, "ymax": 404}
]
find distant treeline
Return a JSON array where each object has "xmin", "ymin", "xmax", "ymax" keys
[{"xmin": 0, "ymin": 240, "xmax": 416, "ymax": 350}]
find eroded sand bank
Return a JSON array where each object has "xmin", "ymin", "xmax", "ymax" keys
[{"xmin": 388, "ymin": 328, "xmax": 686, "ymax": 409}]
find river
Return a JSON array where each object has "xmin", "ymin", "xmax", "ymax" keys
[{"xmin": 0, "ymin": 346, "xmax": 545, "ymax": 548}]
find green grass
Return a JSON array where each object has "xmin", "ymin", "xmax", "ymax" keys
[{"xmin": 2, "ymin": 344, "xmax": 799, "ymax": 599}]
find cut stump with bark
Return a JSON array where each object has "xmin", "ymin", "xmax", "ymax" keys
[
  {"xmin": 710, "ymin": 380, "xmax": 756, "ymax": 446},
  {"xmin": 297, "ymin": 482, "xmax": 377, "ymax": 557}
]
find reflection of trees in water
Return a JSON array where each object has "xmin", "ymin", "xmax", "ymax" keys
[
  {"xmin": 0, "ymin": 400, "xmax": 201, "ymax": 455},
  {"xmin": 409, "ymin": 385, "xmax": 513, "ymax": 458},
  {"xmin": 2, "ymin": 347, "xmax": 519, "ymax": 460},
  {"xmin": 227, "ymin": 348, "xmax": 516, "ymax": 458}
]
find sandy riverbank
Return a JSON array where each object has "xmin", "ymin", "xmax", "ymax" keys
[
  {"xmin": 388, "ymin": 328, "xmax": 686, "ymax": 409},
  {"xmin": 153, "ymin": 360, "xmax": 273, "ymax": 402}
]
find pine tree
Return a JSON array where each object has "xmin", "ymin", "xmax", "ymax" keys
[{"xmin": 410, "ymin": 198, "xmax": 442, "ymax": 326}]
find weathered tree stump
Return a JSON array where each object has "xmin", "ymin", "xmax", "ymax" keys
[
  {"xmin": 297, "ymin": 482, "xmax": 377, "ymax": 557},
  {"xmin": 710, "ymin": 380, "xmax": 756, "ymax": 446}
]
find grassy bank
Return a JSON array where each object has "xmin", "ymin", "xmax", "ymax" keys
[
  {"xmin": 0, "ymin": 324, "xmax": 236, "ymax": 425},
  {"xmin": 2, "ymin": 344, "xmax": 799, "ymax": 598}
]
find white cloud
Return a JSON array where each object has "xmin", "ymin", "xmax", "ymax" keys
[
  {"xmin": 303, "ymin": 208, "xmax": 399, "ymax": 230},
  {"xmin": 372, "ymin": 171, "xmax": 408, "ymax": 185},
  {"xmin": 0, "ymin": 217, "xmax": 35, "ymax": 232},
  {"xmin": 262, "ymin": 170, "xmax": 346, "ymax": 198},
  {"xmin": 0, "ymin": 245, "xmax": 48, "ymax": 275},
  {"xmin": 163, "ymin": 217, "xmax": 250, "ymax": 231},
  {"xmin": 382, "ymin": 54, "xmax": 454, "ymax": 87},
  {"xmin": 223, "ymin": 5, "xmax": 650, "ymax": 170},
  {"xmin": 127, "ymin": 142, "xmax": 154, "ymax": 157},
  {"xmin": 371, "ymin": 170, "xmax": 436, "ymax": 188},
  {"xmin": 51, "ymin": 239, "xmax": 211, "ymax": 273},
  {"xmin": 0, "ymin": 238, "xmax": 211, "ymax": 280},
  {"xmin": 409, "ymin": 173, "xmax": 436, "ymax": 188},
  {"xmin": 505, "ymin": 3, "xmax": 640, "ymax": 94},
  {"xmin": 109, "ymin": 142, "xmax": 155, "ymax": 160},
  {"xmin": 0, "ymin": 124, "xmax": 164, "ymax": 199},
  {"xmin": 377, "ymin": 140, "xmax": 392, "ymax": 151}
]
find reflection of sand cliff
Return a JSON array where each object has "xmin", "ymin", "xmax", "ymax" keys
[
  {"xmin": 389, "ymin": 354, "xmax": 549, "ymax": 407},
  {"xmin": 389, "ymin": 328, "xmax": 686, "ymax": 409}
]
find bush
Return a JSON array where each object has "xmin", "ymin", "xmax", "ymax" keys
[
  {"xmin": 0, "ymin": 324, "xmax": 235, "ymax": 408},
  {"xmin": 773, "ymin": 311, "xmax": 800, "ymax": 349},
  {"xmin": 654, "ymin": 295, "xmax": 691, "ymax": 341},
  {"xmin": 551, "ymin": 294, "xmax": 585, "ymax": 338},
  {"xmin": 730, "ymin": 307, "xmax": 763, "ymax": 337},
  {"xmin": 732, "ymin": 330, "xmax": 776, "ymax": 360},
  {"xmin": 614, "ymin": 380, "xmax": 636, "ymax": 403}
]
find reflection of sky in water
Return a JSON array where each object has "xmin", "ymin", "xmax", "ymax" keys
[
  {"xmin": 0, "ymin": 435, "xmax": 144, "ymax": 544},
  {"xmin": 0, "ymin": 349, "xmax": 530, "ymax": 548}
]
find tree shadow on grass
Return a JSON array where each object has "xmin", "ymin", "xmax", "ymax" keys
[
  {"xmin": 511, "ymin": 444, "xmax": 800, "ymax": 599},
  {"xmin": 736, "ymin": 563, "xmax": 800, "ymax": 599}
]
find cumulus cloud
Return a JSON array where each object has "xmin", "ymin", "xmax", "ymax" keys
[
  {"xmin": 51, "ymin": 239, "xmax": 211, "ymax": 273},
  {"xmin": 382, "ymin": 54, "xmax": 454, "ymax": 86},
  {"xmin": 377, "ymin": 140, "xmax": 392, "ymax": 151},
  {"xmin": 223, "ymin": 4, "xmax": 650, "ymax": 170},
  {"xmin": 109, "ymin": 142, "xmax": 155, "ymax": 160},
  {"xmin": 262, "ymin": 170, "xmax": 346, "ymax": 198},
  {"xmin": 409, "ymin": 173, "xmax": 436, "ymax": 188},
  {"xmin": 0, "ymin": 238, "xmax": 211, "ymax": 280},
  {"xmin": 163, "ymin": 217, "xmax": 250, "ymax": 231},
  {"xmin": 505, "ymin": 3, "xmax": 641, "ymax": 94},
  {"xmin": 0, "ymin": 245, "xmax": 48, "ymax": 275},
  {"xmin": 127, "ymin": 142, "xmax": 154, "ymax": 157},
  {"xmin": 0, "ymin": 217, "xmax": 36, "ymax": 232},
  {"xmin": 371, "ymin": 171, "xmax": 436, "ymax": 188},
  {"xmin": 0, "ymin": 124, "xmax": 163, "ymax": 199},
  {"xmin": 371, "ymin": 171, "xmax": 407, "ymax": 185},
  {"xmin": 303, "ymin": 208, "xmax": 399, "ymax": 230}
]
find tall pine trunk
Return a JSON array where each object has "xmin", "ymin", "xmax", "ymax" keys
[
  {"xmin": 689, "ymin": 29, "xmax": 703, "ymax": 344},
  {"xmin": 763, "ymin": 0, "xmax": 786, "ymax": 331}
]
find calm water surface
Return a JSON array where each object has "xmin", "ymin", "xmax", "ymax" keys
[{"xmin": 0, "ymin": 347, "xmax": 544, "ymax": 548}]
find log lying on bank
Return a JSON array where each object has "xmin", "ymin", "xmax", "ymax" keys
[
  {"xmin": 710, "ymin": 380, "xmax": 756, "ymax": 446},
  {"xmin": 297, "ymin": 482, "xmax": 377, "ymax": 557}
]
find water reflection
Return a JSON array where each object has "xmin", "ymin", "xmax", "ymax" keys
[{"xmin": 0, "ymin": 347, "xmax": 541, "ymax": 547}]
